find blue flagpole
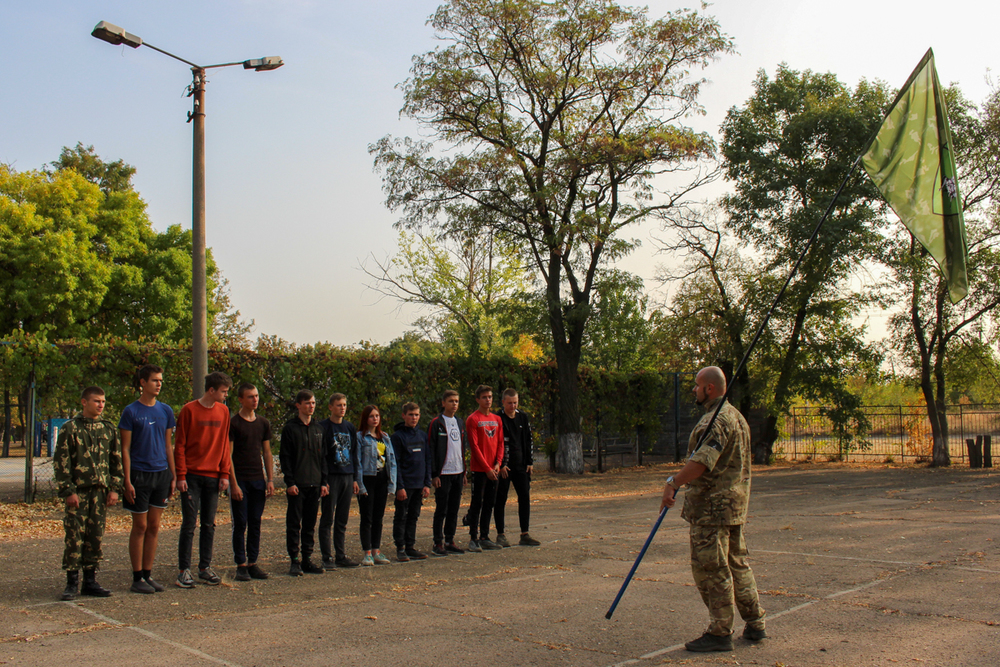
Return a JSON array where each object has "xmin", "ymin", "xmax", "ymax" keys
[{"xmin": 605, "ymin": 506, "xmax": 670, "ymax": 619}]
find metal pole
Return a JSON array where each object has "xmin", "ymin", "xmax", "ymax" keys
[
  {"xmin": 673, "ymin": 372, "xmax": 681, "ymax": 462},
  {"xmin": 190, "ymin": 67, "xmax": 209, "ymax": 400},
  {"xmin": 606, "ymin": 506, "xmax": 670, "ymax": 619},
  {"xmin": 23, "ymin": 369, "xmax": 36, "ymax": 503}
]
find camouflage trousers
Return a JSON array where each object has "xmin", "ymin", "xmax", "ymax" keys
[
  {"xmin": 63, "ymin": 486, "xmax": 108, "ymax": 571},
  {"xmin": 689, "ymin": 523, "xmax": 765, "ymax": 636}
]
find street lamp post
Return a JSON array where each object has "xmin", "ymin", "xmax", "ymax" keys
[{"xmin": 92, "ymin": 21, "xmax": 282, "ymax": 399}]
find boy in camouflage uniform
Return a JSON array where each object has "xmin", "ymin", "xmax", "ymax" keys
[
  {"xmin": 661, "ymin": 366, "xmax": 766, "ymax": 653},
  {"xmin": 54, "ymin": 386, "xmax": 123, "ymax": 600}
]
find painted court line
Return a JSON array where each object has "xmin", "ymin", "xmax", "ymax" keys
[
  {"xmin": 757, "ymin": 549, "xmax": 1000, "ymax": 574},
  {"xmin": 604, "ymin": 570, "xmax": 901, "ymax": 667},
  {"xmin": 64, "ymin": 603, "xmax": 244, "ymax": 667}
]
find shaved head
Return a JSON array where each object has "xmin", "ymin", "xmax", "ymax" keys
[{"xmin": 694, "ymin": 366, "xmax": 727, "ymax": 405}]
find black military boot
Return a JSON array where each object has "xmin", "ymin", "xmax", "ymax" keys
[
  {"xmin": 60, "ymin": 570, "xmax": 79, "ymax": 601},
  {"xmin": 80, "ymin": 568, "xmax": 112, "ymax": 597}
]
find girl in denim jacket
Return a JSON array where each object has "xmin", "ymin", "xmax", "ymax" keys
[{"xmin": 355, "ymin": 405, "xmax": 397, "ymax": 565}]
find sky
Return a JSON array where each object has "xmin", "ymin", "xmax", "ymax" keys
[{"xmin": 2, "ymin": 0, "xmax": 997, "ymax": 347}]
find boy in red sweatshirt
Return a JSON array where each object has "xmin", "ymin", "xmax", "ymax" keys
[
  {"xmin": 465, "ymin": 385, "xmax": 503, "ymax": 552},
  {"xmin": 174, "ymin": 371, "xmax": 232, "ymax": 588}
]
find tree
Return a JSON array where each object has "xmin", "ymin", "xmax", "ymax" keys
[
  {"xmin": 364, "ymin": 226, "xmax": 530, "ymax": 359},
  {"xmin": 371, "ymin": 0, "xmax": 732, "ymax": 471},
  {"xmin": 656, "ymin": 66, "xmax": 892, "ymax": 462},
  {"xmin": 887, "ymin": 84, "xmax": 1000, "ymax": 466}
]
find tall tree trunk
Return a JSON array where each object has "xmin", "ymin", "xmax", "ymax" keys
[
  {"xmin": 756, "ymin": 303, "xmax": 809, "ymax": 463},
  {"xmin": 546, "ymin": 257, "xmax": 586, "ymax": 474}
]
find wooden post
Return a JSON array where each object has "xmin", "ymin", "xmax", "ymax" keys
[
  {"xmin": 984, "ymin": 435, "xmax": 993, "ymax": 468},
  {"xmin": 966, "ymin": 438, "xmax": 981, "ymax": 468}
]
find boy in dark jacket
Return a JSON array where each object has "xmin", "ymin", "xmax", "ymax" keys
[
  {"xmin": 494, "ymin": 388, "xmax": 540, "ymax": 547},
  {"xmin": 279, "ymin": 390, "xmax": 329, "ymax": 576},
  {"xmin": 54, "ymin": 386, "xmax": 123, "ymax": 600},
  {"xmin": 319, "ymin": 393, "xmax": 362, "ymax": 568},
  {"xmin": 391, "ymin": 402, "xmax": 433, "ymax": 561},
  {"xmin": 427, "ymin": 390, "xmax": 467, "ymax": 556}
]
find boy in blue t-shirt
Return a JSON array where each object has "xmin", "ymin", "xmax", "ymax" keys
[{"xmin": 118, "ymin": 364, "xmax": 176, "ymax": 594}]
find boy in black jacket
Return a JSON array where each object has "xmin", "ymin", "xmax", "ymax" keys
[
  {"xmin": 427, "ymin": 390, "xmax": 467, "ymax": 556},
  {"xmin": 319, "ymin": 393, "xmax": 362, "ymax": 568},
  {"xmin": 494, "ymin": 389, "xmax": 540, "ymax": 547},
  {"xmin": 391, "ymin": 402, "xmax": 433, "ymax": 561},
  {"xmin": 279, "ymin": 390, "xmax": 329, "ymax": 576}
]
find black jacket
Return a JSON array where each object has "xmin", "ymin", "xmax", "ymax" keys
[
  {"xmin": 427, "ymin": 413, "xmax": 466, "ymax": 478},
  {"xmin": 498, "ymin": 409, "xmax": 534, "ymax": 471},
  {"xmin": 391, "ymin": 422, "xmax": 433, "ymax": 489},
  {"xmin": 279, "ymin": 415, "xmax": 326, "ymax": 488}
]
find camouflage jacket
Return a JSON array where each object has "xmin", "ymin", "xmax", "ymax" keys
[
  {"xmin": 681, "ymin": 397, "xmax": 752, "ymax": 526},
  {"xmin": 53, "ymin": 415, "xmax": 124, "ymax": 498}
]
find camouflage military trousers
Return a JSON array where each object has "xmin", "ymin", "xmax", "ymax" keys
[
  {"xmin": 689, "ymin": 523, "xmax": 765, "ymax": 636},
  {"xmin": 63, "ymin": 486, "xmax": 108, "ymax": 571}
]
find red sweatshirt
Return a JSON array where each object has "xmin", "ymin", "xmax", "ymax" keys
[
  {"xmin": 466, "ymin": 410, "xmax": 504, "ymax": 473},
  {"xmin": 175, "ymin": 400, "xmax": 231, "ymax": 480}
]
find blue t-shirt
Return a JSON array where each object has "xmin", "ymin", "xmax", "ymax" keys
[{"xmin": 119, "ymin": 400, "xmax": 176, "ymax": 472}]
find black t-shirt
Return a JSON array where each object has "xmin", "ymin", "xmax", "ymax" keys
[{"xmin": 229, "ymin": 414, "xmax": 273, "ymax": 482}]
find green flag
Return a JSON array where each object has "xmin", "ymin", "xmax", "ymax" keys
[{"xmin": 862, "ymin": 48, "xmax": 967, "ymax": 303}]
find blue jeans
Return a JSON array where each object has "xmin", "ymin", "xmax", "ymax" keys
[{"xmin": 231, "ymin": 478, "xmax": 268, "ymax": 565}]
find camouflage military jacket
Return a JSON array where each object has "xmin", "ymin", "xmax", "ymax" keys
[
  {"xmin": 681, "ymin": 397, "xmax": 752, "ymax": 526},
  {"xmin": 53, "ymin": 415, "xmax": 124, "ymax": 498}
]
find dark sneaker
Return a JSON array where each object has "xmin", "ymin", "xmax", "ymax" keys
[
  {"xmin": 289, "ymin": 560, "xmax": 303, "ymax": 577},
  {"xmin": 519, "ymin": 533, "xmax": 541, "ymax": 546},
  {"xmin": 405, "ymin": 548, "xmax": 428, "ymax": 560},
  {"xmin": 372, "ymin": 551, "xmax": 391, "ymax": 565},
  {"xmin": 235, "ymin": 566, "xmax": 251, "ymax": 582},
  {"xmin": 301, "ymin": 559, "xmax": 325, "ymax": 574},
  {"xmin": 445, "ymin": 542, "xmax": 465, "ymax": 554},
  {"xmin": 743, "ymin": 625, "xmax": 767, "ymax": 641},
  {"xmin": 247, "ymin": 564, "xmax": 269, "ymax": 580},
  {"xmin": 175, "ymin": 569, "xmax": 196, "ymax": 588},
  {"xmin": 130, "ymin": 579, "xmax": 156, "ymax": 594},
  {"xmin": 495, "ymin": 534, "xmax": 511, "ymax": 548},
  {"xmin": 432, "ymin": 544, "xmax": 448, "ymax": 557},
  {"xmin": 335, "ymin": 556, "xmax": 360, "ymax": 569},
  {"xmin": 396, "ymin": 549, "xmax": 411, "ymax": 562},
  {"xmin": 479, "ymin": 538, "xmax": 502, "ymax": 550},
  {"xmin": 144, "ymin": 577, "xmax": 165, "ymax": 592},
  {"xmin": 322, "ymin": 557, "xmax": 337, "ymax": 571},
  {"xmin": 467, "ymin": 540, "xmax": 482, "ymax": 553},
  {"xmin": 198, "ymin": 567, "xmax": 222, "ymax": 585},
  {"xmin": 685, "ymin": 633, "xmax": 733, "ymax": 652}
]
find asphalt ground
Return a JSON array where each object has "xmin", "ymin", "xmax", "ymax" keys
[{"xmin": 1, "ymin": 463, "xmax": 998, "ymax": 666}]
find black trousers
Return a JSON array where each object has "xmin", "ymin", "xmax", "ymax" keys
[
  {"xmin": 468, "ymin": 471, "xmax": 498, "ymax": 541},
  {"xmin": 357, "ymin": 470, "xmax": 389, "ymax": 551},
  {"xmin": 494, "ymin": 470, "xmax": 531, "ymax": 535},
  {"xmin": 433, "ymin": 473, "xmax": 464, "ymax": 544},
  {"xmin": 320, "ymin": 474, "xmax": 354, "ymax": 560},
  {"xmin": 178, "ymin": 474, "xmax": 220, "ymax": 571},
  {"xmin": 393, "ymin": 488, "xmax": 424, "ymax": 549},
  {"xmin": 286, "ymin": 485, "xmax": 321, "ymax": 560}
]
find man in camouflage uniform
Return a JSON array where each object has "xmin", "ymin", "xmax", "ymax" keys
[
  {"xmin": 54, "ymin": 386, "xmax": 123, "ymax": 600},
  {"xmin": 661, "ymin": 366, "xmax": 766, "ymax": 652}
]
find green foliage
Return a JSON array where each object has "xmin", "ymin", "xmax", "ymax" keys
[
  {"xmin": 372, "ymin": 0, "xmax": 733, "ymax": 442},
  {"xmin": 1, "ymin": 330, "xmax": 681, "ymax": 454}
]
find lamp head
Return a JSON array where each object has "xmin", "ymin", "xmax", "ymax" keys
[
  {"xmin": 92, "ymin": 21, "xmax": 142, "ymax": 48},
  {"xmin": 243, "ymin": 56, "xmax": 284, "ymax": 72}
]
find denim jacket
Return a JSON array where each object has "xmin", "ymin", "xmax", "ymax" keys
[{"xmin": 356, "ymin": 431, "xmax": 397, "ymax": 496}]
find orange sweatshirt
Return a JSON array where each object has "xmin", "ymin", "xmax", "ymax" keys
[{"xmin": 175, "ymin": 400, "xmax": 231, "ymax": 480}]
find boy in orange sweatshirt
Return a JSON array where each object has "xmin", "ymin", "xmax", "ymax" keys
[{"xmin": 174, "ymin": 371, "xmax": 233, "ymax": 588}]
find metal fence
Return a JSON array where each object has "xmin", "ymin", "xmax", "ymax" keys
[{"xmin": 778, "ymin": 404, "xmax": 1000, "ymax": 463}]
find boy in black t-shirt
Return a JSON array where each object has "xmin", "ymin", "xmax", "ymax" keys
[{"xmin": 228, "ymin": 383, "xmax": 275, "ymax": 581}]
